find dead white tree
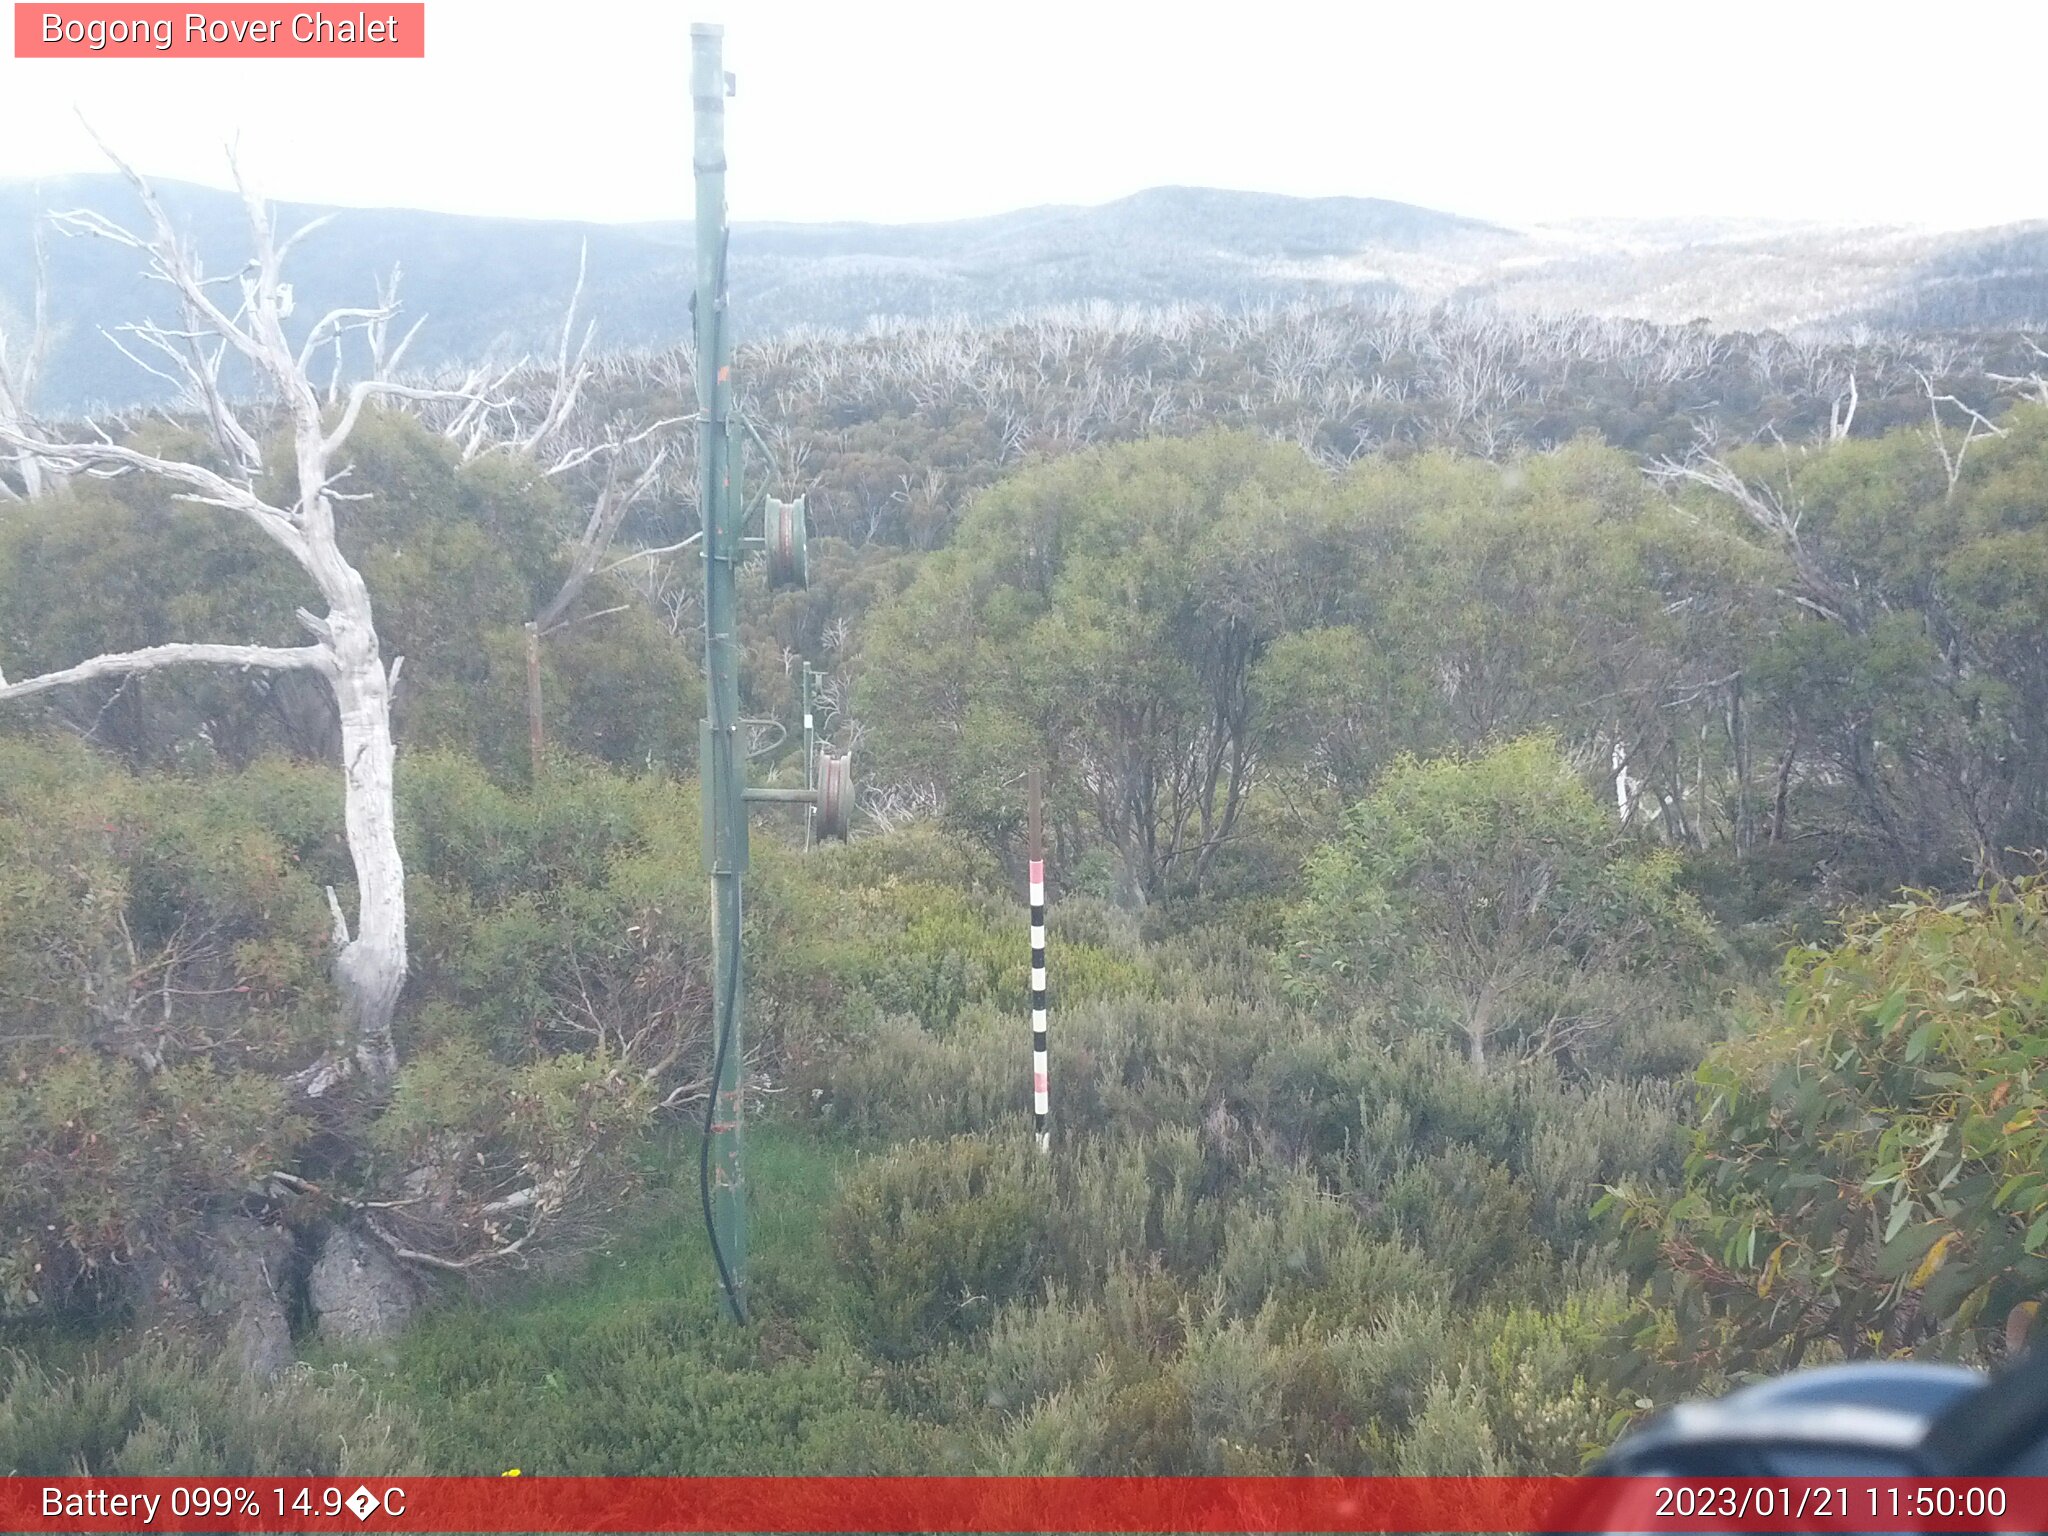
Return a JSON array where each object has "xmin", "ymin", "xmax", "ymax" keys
[
  {"xmin": 522, "ymin": 432, "xmax": 674, "ymax": 776},
  {"xmin": 1647, "ymin": 443, "xmax": 1859, "ymax": 630},
  {"xmin": 429, "ymin": 241, "xmax": 612, "ymax": 469},
  {"xmin": 1986, "ymin": 337, "xmax": 2048, "ymax": 407},
  {"xmin": 1828, "ymin": 371, "xmax": 1858, "ymax": 442},
  {"xmin": 0, "ymin": 144, "xmax": 488, "ymax": 1096},
  {"xmin": 1916, "ymin": 368, "xmax": 2006, "ymax": 501},
  {"xmin": 859, "ymin": 778, "xmax": 944, "ymax": 833},
  {"xmin": 0, "ymin": 225, "xmax": 57, "ymax": 501}
]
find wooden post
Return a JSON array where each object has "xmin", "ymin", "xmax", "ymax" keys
[
  {"xmin": 525, "ymin": 621, "xmax": 544, "ymax": 782},
  {"xmin": 1028, "ymin": 766, "xmax": 1041, "ymax": 869}
]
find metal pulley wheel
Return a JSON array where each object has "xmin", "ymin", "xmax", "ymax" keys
[
  {"xmin": 815, "ymin": 747, "xmax": 852, "ymax": 841},
  {"xmin": 765, "ymin": 495, "xmax": 809, "ymax": 591}
]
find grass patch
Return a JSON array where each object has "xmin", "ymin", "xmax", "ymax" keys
[{"xmin": 341, "ymin": 1121, "xmax": 946, "ymax": 1474}]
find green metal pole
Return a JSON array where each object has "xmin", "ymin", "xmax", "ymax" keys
[
  {"xmin": 693, "ymin": 20, "xmax": 748, "ymax": 1324},
  {"xmin": 802, "ymin": 667, "xmax": 816, "ymax": 851}
]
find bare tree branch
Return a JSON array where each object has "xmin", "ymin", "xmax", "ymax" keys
[
  {"xmin": 0, "ymin": 641, "xmax": 331, "ymax": 699},
  {"xmin": 534, "ymin": 448, "xmax": 669, "ymax": 634},
  {"xmin": 1916, "ymin": 367, "xmax": 2006, "ymax": 500}
]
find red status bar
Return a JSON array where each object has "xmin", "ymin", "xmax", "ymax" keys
[{"xmin": 4, "ymin": 1476, "xmax": 2047, "ymax": 1532}]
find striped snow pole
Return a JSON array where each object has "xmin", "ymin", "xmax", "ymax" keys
[
  {"xmin": 1027, "ymin": 767, "xmax": 1049, "ymax": 1151},
  {"xmin": 1029, "ymin": 856, "xmax": 1049, "ymax": 1151}
]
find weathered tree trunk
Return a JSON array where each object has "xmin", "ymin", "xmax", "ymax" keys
[
  {"xmin": 329, "ymin": 611, "xmax": 406, "ymax": 1083},
  {"xmin": 526, "ymin": 621, "xmax": 545, "ymax": 781},
  {"xmin": 1771, "ymin": 741, "xmax": 1797, "ymax": 843},
  {"xmin": 1728, "ymin": 675, "xmax": 1753, "ymax": 857},
  {"xmin": 1465, "ymin": 990, "xmax": 1495, "ymax": 1069},
  {"xmin": 0, "ymin": 227, "xmax": 58, "ymax": 503}
]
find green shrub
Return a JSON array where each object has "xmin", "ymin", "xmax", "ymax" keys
[
  {"xmin": 983, "ymin": 1377, "xmax": 1117, "ymax": 1474},
  {"xmin": 1289, "ymin": 734, "xmax": 1715, "ymax": 1070},
  {"xmin": 1316, "ymin": 1299, "xmax": 1455, "ymax": 1444},
  {"xmin": 1385, "ymin": 1376, "xmax": 1507, "ymax": 1475},
  {"xmin": 1374, "ymin": 1145, "xmax": 1536, "ymax": 1303},
  {"xmin": 0, "ymin": 739, "xmax": 329, "ymax": 1311},
  {"xmin": 1616, "ymin": 879, "xmax": 2048, "ymax": 1371},
  {"xmin": 973, "ymin": 1289, "xmax": 1112, "ymax": 1415},
  {"xmin": 1525, "ymin": 1078, "xmax": 1686, "ymax": 1249},
  {"xmin": 1053, "ymin": 1128, "xmax": 1225, "ymax": 1286},
  {"xmin": 1174, "ymin": 1310, "xmax": 1291, "ymax": 1472},
  {"xmin": 1462, "ymin": 1281, "xmax": 1634, "ymax": 1472},
  {"xmin": 803, "ymin": 1010, "xmax": 1016, "ymax": 1140},
  {"xmin": 1091, "ymin": 1372, "xmax": 1199, "ymax": 1473},
  {"xmin": 0, "ymin": 1345, "xmax": 424, "ymax": 1475},
  {"xmin": 807, "ymin": 825, "xmax": 1008, "ymax": 896},
  {"xmin": 829, "ymin": 1134, "xmax": 1054, "ymax": 1355},
  {"xmin": 1215, "ymin": 1174, "xmax": 1444, "ymax": 1330}
]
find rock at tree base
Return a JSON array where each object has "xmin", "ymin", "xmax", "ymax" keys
[
  {"xmin": 309, "ymin": 1225, "xmax": 416, "ymax": 1343},
  {"xmin": 207, "ymin": 1215, "xmax": 298, "ymax": 1380},
  {"xmin": 132, "ymin": 1214, "xmax": 297, "ymax": 1381}
]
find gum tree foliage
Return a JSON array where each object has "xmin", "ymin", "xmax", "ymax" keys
[
  {"xmin": 860, "ymin": 431, "xmax": 1327, "ymax": 901},
  {"xmin": 1660, "ymin": 403, "xmax": 2048, "ymax": 889},
  {"xmin": 552, "ymin": 308, "xmax": 2048, "ymax": 913},
  {"xmin": 1250, "ymin": 443, "xmax": 1772, "ymax": 830},
  {"xmin": 1289, "ymin": 735, "xmax": 1716, "ymax": 1069},
  {"xmin": 1614, "ymin": 880, "xmax": 2048, "ymax": 1372},
  {"xmin": 0, "ymin": 738, "xmax": 329, "ymax": 1311},
  {"xmin": 859, "ymin": 431, "xmax": 1782, "ymax": 904}
]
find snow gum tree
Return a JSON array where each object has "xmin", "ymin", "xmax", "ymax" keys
[{"xmin": 0, "ymin": 149, "xmax": 484, "ymax": 1095}]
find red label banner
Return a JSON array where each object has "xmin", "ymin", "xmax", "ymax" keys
[
  {"xmin": 14, "ymin": 4, "xmax": 425, "ymax": 57},
  {"xmin": 1, "ymin": 1477, "xmax": 2045, "ymax": 1532}
]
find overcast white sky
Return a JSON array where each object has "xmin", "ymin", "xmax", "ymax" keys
[{"xmin": 0, "ymin": 0, "xmax": 2040, "ymax": 231}]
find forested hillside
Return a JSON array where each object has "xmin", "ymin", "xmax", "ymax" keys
[
  {"xmin": 7, "ymin": 173, "xmax": 2048, "ymax": 412},
  {"xmin": 3, "ymin": 211, "xmax": 2047, "ymax": 1476}
]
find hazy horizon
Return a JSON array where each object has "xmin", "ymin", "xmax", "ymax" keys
[{"xmin": 0, "ymin": 168, "xmax": 2025, "ymax": 242}]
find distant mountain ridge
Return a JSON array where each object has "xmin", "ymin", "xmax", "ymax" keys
[{"xmin": 1, "ymin": 176, "xmax": 2043, "ymax": 413}]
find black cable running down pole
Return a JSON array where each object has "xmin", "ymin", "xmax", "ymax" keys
[{"xmin": 699, "ymin": 925, "xmax": 746, "ymax": 1322}]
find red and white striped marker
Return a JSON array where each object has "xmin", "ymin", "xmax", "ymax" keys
[{"xmin": 1029, "ymin": 856, "xmax": 1049, "ymax": 1151}]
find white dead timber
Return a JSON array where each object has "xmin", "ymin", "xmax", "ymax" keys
[{"xmin": 0, "ymin": 132, "xmax": 493, "ymax": 1095}]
